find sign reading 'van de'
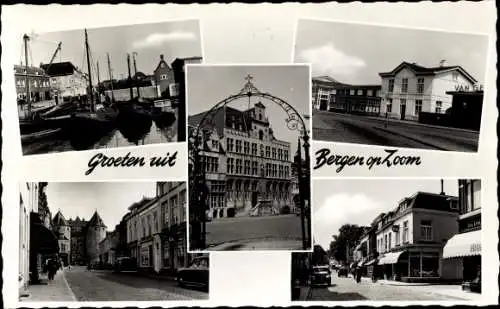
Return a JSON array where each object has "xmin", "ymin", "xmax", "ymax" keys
[{"xmin": 454, "ymin": 84, "xmax": 484, "ymax": 92}]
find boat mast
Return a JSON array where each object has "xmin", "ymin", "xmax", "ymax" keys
[
  {"xmin": 132, "ymin": 52, "xmax": 141, "ymax": 97},
  {"xmin": 127, "ymin": 53, "xmax": 133, "ymax": 100},
  {"xmin": 85, "ymin": 29, "xmax": 94, "ymax": 112},
  {"xmin": 23, "ymin": 34, "xmax": 31, "ymax": 116},
  {"xmin": 96, "ymin": 60, "xmax": 101, "ymax": 97},
  {"xmin": 107, "ymin": 53, "xmax": 115, "ymax": 102}
]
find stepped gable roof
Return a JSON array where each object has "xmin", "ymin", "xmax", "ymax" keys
[
  {"xmin": 188, "ymin": 104, "xmax": 261, "ymax": 137},
  {"xmin": 52, "ymin": 211, "xmax": 68, "ymax": 226},
  {"xmin": 154, "ymin": 54, "xmax": 172, "ymax": 72},
  {"xmin": 379, "ymin": 61, "xmax": 477, "ymax": 83},
  {"xmin": 87, "ymin": 211, "xmax": 107, "ymax": 228},
  {"xmin": 41, "ymin": 61, "xmax": 80, "ymax": 77}
]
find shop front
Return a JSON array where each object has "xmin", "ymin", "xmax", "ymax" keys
[
  {"xmin": 443, "ymin": 229, "xmax": 481, "ymax": 292},
  {"xmin": 139, "ymin": 241, "xmax": 153, "ymax": 271},
  {"xmin": 30, "ymin": 213, "xmax": 59, "ymax": 283},
  {"xmin": 378, "ymin": 249, "xmax": 441, "ymax": 283}
]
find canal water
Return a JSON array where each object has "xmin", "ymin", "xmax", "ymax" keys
[{"xmin": 22, "ymin": 114, "xmax": 178, "ymax": 155}]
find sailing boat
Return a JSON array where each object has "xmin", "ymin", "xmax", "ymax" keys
[
  {"xmin": 61, "ymin": 29, "xmax": 117, "ymax": 136},
  {"xmin": 19, "ymin": 34, "xmax": 64, "ymax": 142}
]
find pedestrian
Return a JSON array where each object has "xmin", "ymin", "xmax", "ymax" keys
[{"xmin": 356, "ymin": 267, "xmax": 362, "ymax": 284}]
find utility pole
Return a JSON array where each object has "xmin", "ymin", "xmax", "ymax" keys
[
  {"xmin": 132, "ymin": 52, "xmax": 140, "ymax": 97},
  {"xmin": 84, "ymin": 29, "xmax": 94, "ymax": 112},
  {"xmin": 127, "ymin": 53, "xmax": 133, "ymax": 100},
  {"xmin": 23, "ymin": 34, "xmax": 31, "ymax": 116},
  {"xmin": 106, "ymin": 53, "xmax": 115, "ymax": 102}
]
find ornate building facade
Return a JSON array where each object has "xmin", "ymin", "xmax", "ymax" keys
[{"xmin": 189, "ymin": 101, "xmax": 293, "ymax": 219}]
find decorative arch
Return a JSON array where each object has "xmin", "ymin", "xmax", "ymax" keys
[{"xmin": 189, "ymin": 75, "xmax": 308, "ymax": 148}]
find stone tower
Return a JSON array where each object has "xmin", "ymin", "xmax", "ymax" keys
[
  {"xmin": 52, "ymin": 211, "xmax": 71, "ymax": 266},
  {"xmin": 85, "ymin": 211, "xmax": 107, "ymax": 264}
]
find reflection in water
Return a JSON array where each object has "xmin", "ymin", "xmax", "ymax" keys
[
  {"xmin": 117, "ymin": 118, "xmax": 153, "ymax": 145},
  {"xmin": 22, "ymin": 116, "xmax": 178, "ymax": 155}
]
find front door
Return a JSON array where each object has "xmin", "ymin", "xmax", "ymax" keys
[
  {"xmin": 252, "ymin": 192, "xmax": 258, "ymax": 207},
  {"xmin": 400, "ymin": 103, "xmax": 406, "ymax": 120}
]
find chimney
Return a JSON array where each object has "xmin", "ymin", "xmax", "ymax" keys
[
  {"xmin": 440, "ymin": 179, "xmax": 445, "ymax": 195},
  {"xmin": 439, "ymin": 59, "xmax": 446, "ymax": 67},
  {"xmin": 160, "ymin": 54, "xmax": 164, "ymax": 61}
]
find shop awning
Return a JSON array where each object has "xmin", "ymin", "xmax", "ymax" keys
[
  {"xmin": 30, "ymin": 223, "xmax": 59, "ymax": 254},
  {"xmin": 378, "ymin": 251, "xmax": 405, "ymax": 265},
  {"xmin": 443, "ymin": 230, "xmax": 481, "ymax": 258}
]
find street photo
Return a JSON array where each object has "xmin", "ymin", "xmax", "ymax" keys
[
  {"xmin": 186, "ymin": 65, "xmax": 312, "ymax": 251},
  {"xmin": 16, "ymin": 20, "xmax": 202, "ymax": 156},
  {"xmin": 19, "ymin": 181, "xmax": 209, "ymax": 302},
  {"xmin": 294, "ymin": 19, "xmax": 489, "ymax": 152},
  {"xmin": 291, "ymin": 178, "xmax": 482, "ymax": 301}
]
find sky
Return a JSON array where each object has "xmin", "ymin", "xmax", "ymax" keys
[
  {"xmin": 312, "ymin": 178, "xmax": 459, "ymax": 251},
  {"xmin": 187, "ymin": 65, "xmax": 311, "ymax": 153},
  {"xmin": 45, "ymin": 182, "xmax": 157, "ymax": 230},
  {"xmin": 294, "ymin": 20, "xmax": 489, "ymax": 85},
  {"xmin": 20, "ymin": 20, "xmax": 201, "ymax": 83}
]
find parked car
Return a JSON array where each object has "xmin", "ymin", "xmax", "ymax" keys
[
  {"xmin": 337, "ymin": 266, "xmax": 349, "ymax": 277},
  {"xmin": 310, "ymin": 265, "xmax": 332, "ymax": 287},
  {"xmin": 114, "ymin": 257, "xmax": 137, "ymax": 272},
  {"xmin": 176, "ymin": 256, "xmax": 209, "ymax": 291}
]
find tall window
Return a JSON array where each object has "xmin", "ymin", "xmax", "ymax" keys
[
  {"xmin": 421, "ymin": 220, "xmax": 433, "ymax": 241},
  {"xmin": 401, "ymin": 78, "xmax": 408, "ymax": 93},
  {"xmin": 400, "ymin": 98, "xmax": 407, "ymax": 114},
  {"xmin": 384, "ymin": 234, "xmax": 388, "ymax": 252},
  {"xmin": 227, "ymin": 138, "xmax": 234, "ymax": 152},
  {"xmin": 386, "ymin": 98, "xmax": 393, "ymax": 113},
  {"xmin": 235, "ymin": 140, "xmax": 242, "ymax": 153},
  {"xmin": 251, "ymin": 143, "xmax": 257, "ymax": 155},
  {"xmin": 388, "ymin": 79, "xmax": 395, "ymax": 92},
  {"xmin": 403, "ymin": 220, "xmax": 409, "ymax": 243},
  {"xmin": 227, "ymin": 158, "xmax": 234, "ymax": 174},
  {"xmin": 417, "ymin": 78, "xmax": 424, "ymax": 93},
  {"xmin": 435, "ymin": 101, "xmax": 442, "ymax": 113},
  {"xmin": 284, "ymin": 150, "xmax": 289, "ymax": 161},
  {"xmin": 252, "ymin": 161, "xmax": 258, "ymax": 175},
  {"xmin": 272, "ymin": 147, "xmax": 276, "ymax": 159},
  {"xmin": 265, "ymin": 146, "xmax": 271, "ymax": 158},
  {"xmin": 388, "ymin": 233, "xmax": 392, "ymax": 250},
  {"xmin": 236, "ymin": 159, "xmax": 242, "ymax": 174},
  {"xmin": 395, "ymin": 226, "xmax": 400, "ymax": 246},
  {"xmin": 415, "ymin": 100, "xmax": 423, "ymax": 115},
  {"xmin": 243, "ymin": 141, "xmax": 249, "ymax": 154}
]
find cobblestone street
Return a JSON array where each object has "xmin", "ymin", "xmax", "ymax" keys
[
  {"xmin": 23, "ymin": 266, "xmax": 208, "ymax": 301},
  {"xmin": 308, "ymin": 274, "xmax": 481, "ymax": 301},
  {"xmin": 64, "ymin": 266, "xmax": 208, "ymax": 301},
  {"xmin": 206, "ymin": 214, "xmax": 305, "ymax": 250}
]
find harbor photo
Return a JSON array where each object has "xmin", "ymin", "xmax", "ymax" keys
[
  {"xmin": 292, "ymin": 179, "xmax": 481, "ymax": 301},
  {"xmin": 186, "ymin": 65, "xmax": 312, "ymax": 251},
  {"xmin": 19, "ymin": 182, "xmax": 209, "ymax": 302},
  {"xmin": 15, "ymin": 20, "xmax": 202, "ymax": 155},
  {"xmin": 294, "ymin": 19, "xmax": 489, "ymax": 152}
]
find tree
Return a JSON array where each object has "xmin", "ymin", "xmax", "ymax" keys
[
  {"xmin": 328, "ymin": 224, "xmax": 367, "ymax": 263},
  {"xmin": 311, "ymin": 244, "xmax": 328, "ymax": 265}
]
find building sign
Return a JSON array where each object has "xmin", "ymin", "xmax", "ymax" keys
[
  {"xmin": 169, "ymin": 83, "xmax": 180, "ymax": 97},
  {"xmin": 454, "ymin": 84, "xmax": 483, "ymax": 92},
  {"xmin": 470, "ymin": 243, "xmax": 481, "ymax": 254},
  {"xmin": 460, "ymin": 216, "xmax": 481, "ymax": 233}
]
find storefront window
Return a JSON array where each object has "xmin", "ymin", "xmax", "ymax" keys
[
  {"xmin": 409, "ymin": 252, "xmax": 421, "ymax": 277},
  {"xmin": 421, "ymin": 253, "xmax": 439, "ymax": 277}
]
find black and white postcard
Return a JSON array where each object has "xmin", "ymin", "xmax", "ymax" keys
[
  {"xmin": 186, "ymin": 65, "xmax": 313, "ymax": 251},
  {"xmin": 292, "ymin": 178, "xmax": 482, "ymax": 301},
  {"xmin": 294, "ymin": 19, "xmax": 489, "ymax": 152},
  {"xmin": 15, "ymin": 20, "xmax": 202, "ymax": 156},
  {"xmin": 18, "ymin": 181, "xmax": 209, "ymax": 302}
]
